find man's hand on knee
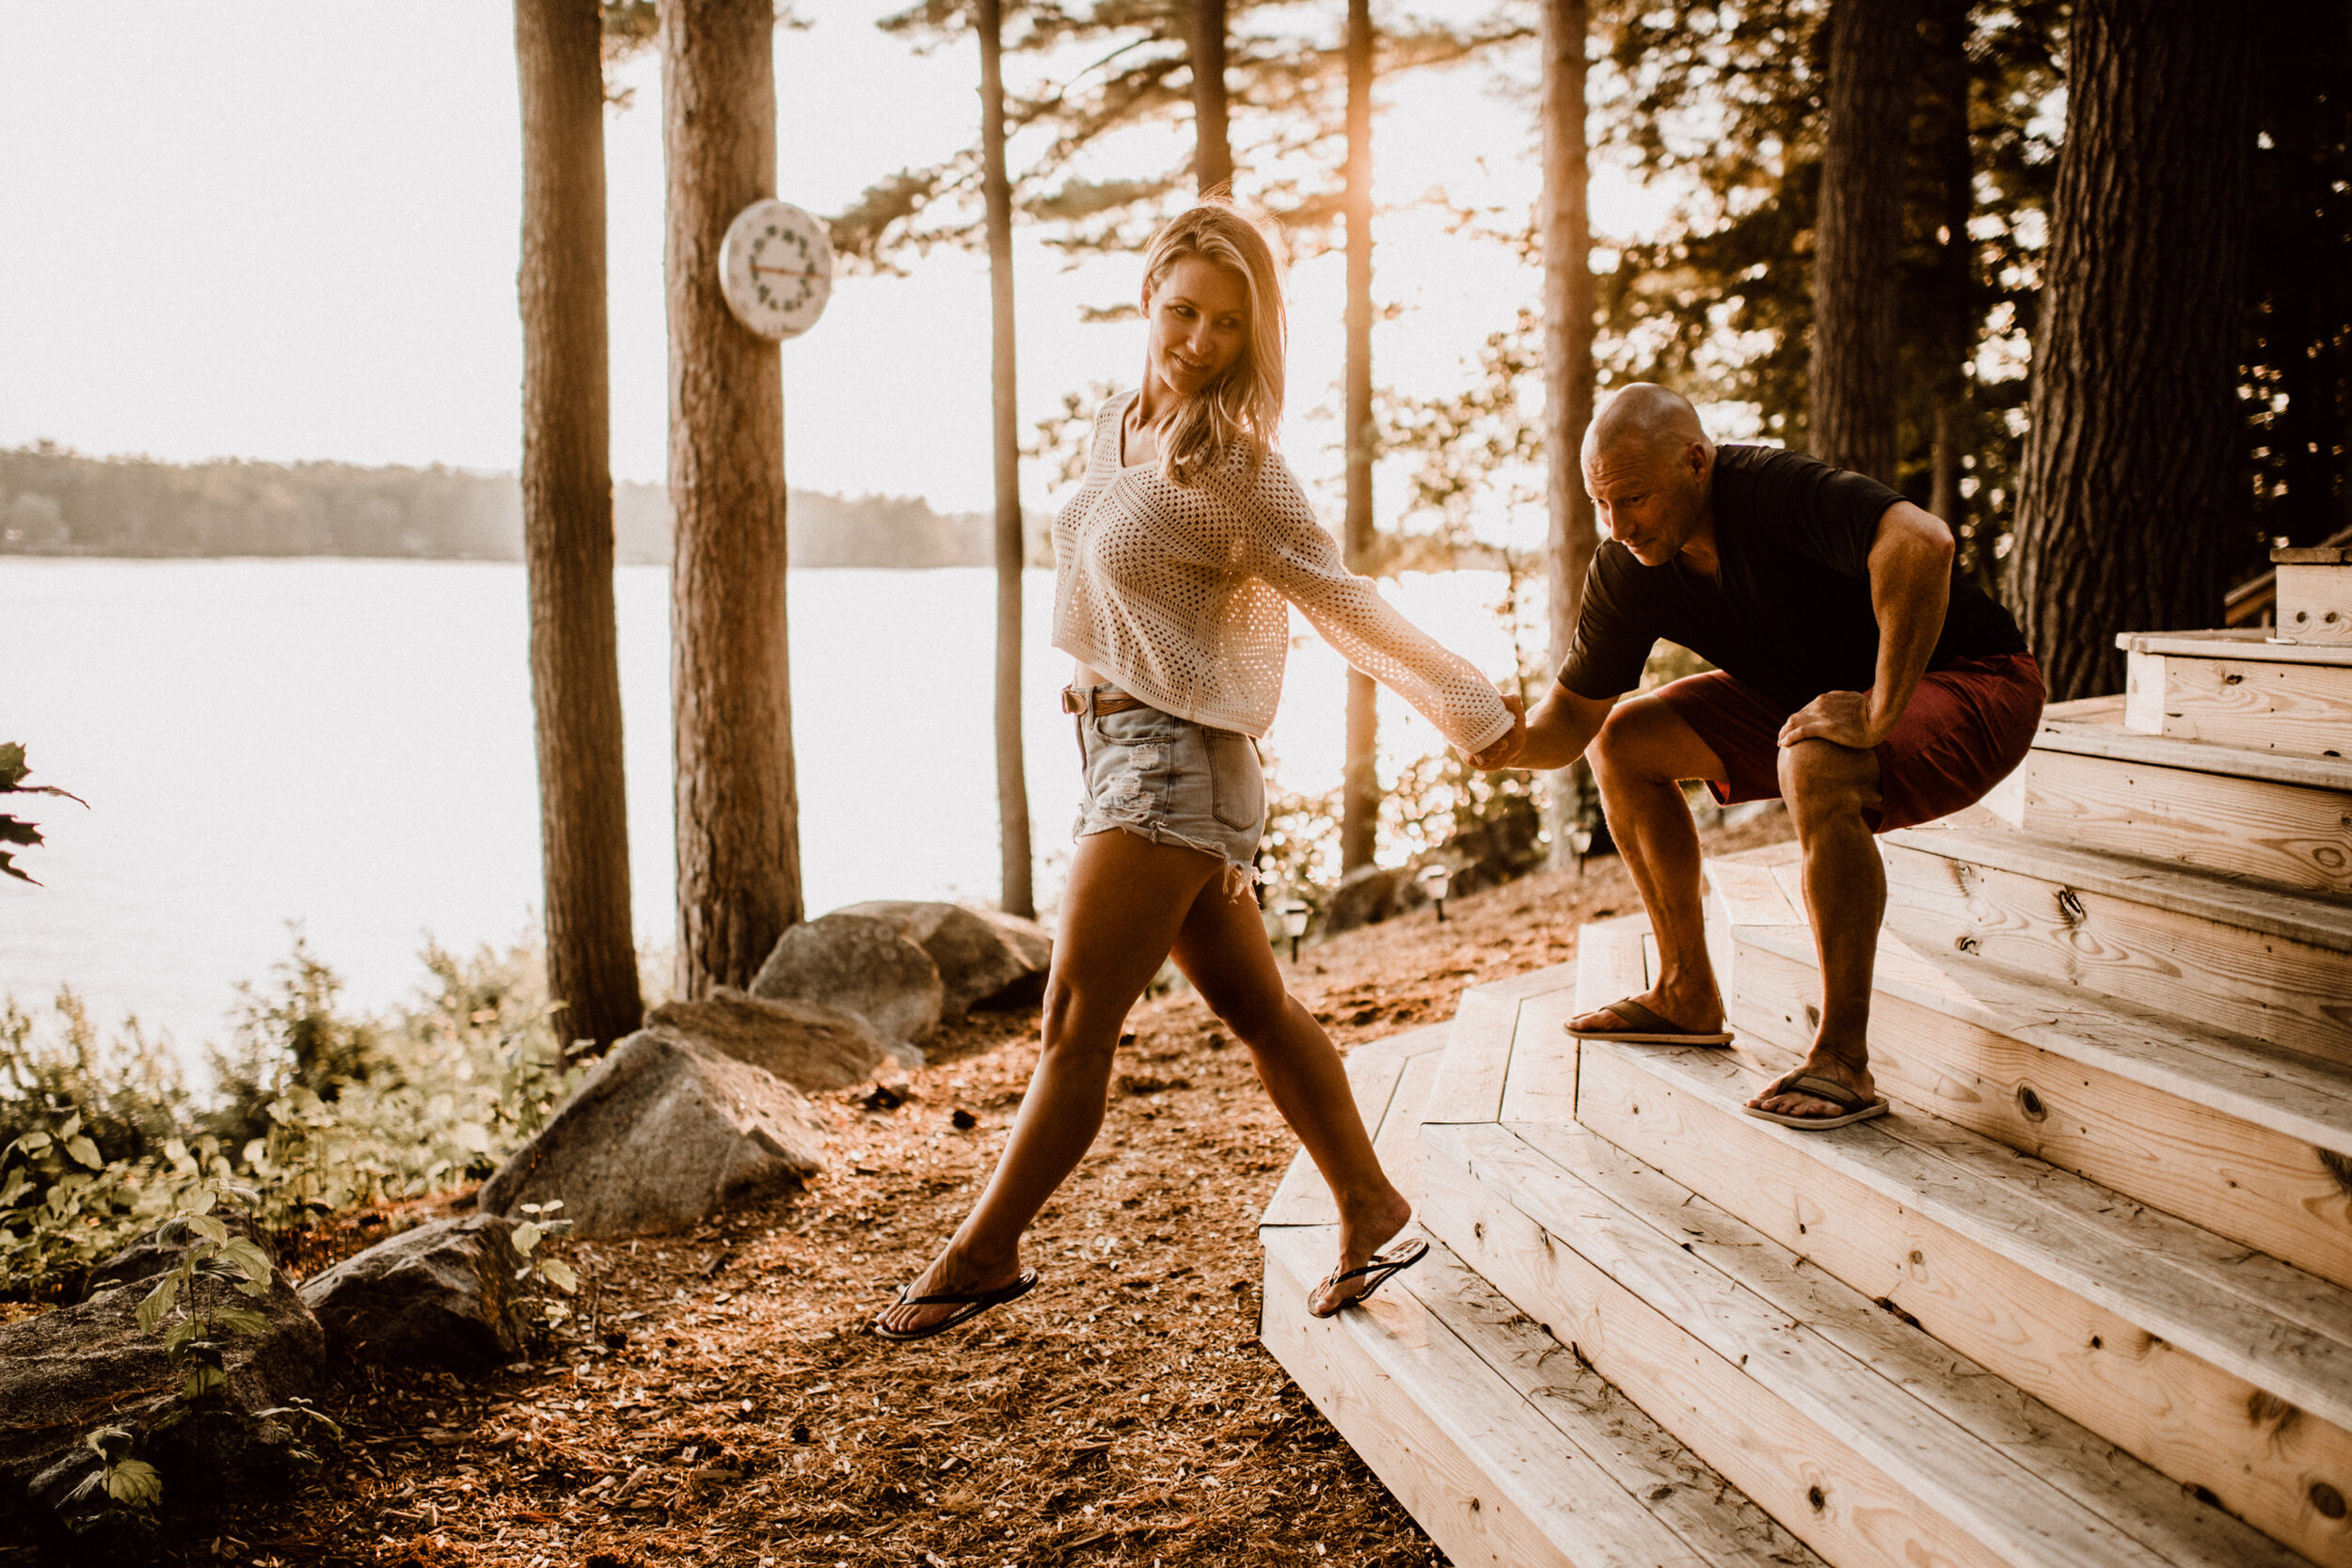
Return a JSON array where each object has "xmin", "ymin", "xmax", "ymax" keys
[{"xmin": 1777, "ymin": 689, "xmax": 1880, "ymax": 751}]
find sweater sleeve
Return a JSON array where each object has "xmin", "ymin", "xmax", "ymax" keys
[{"xmin": 1235, "ymin": 457, "xmax": 1514, "ymax": 754}]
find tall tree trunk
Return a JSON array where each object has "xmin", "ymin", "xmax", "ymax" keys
[
  {"xmin": 1538, "ymin": 0, "xmax": 1597, "ymax": 866},
  {"xmin": 1339, "ymin": 0, "xmax": 1379, "ymax": 874},
  {"xmin": 1919, "ymin": 0, "xmax": 1986, "ymax": 589},
  {"xmin": 1810, "ymin": 0, "xmax": 1918, "ymax": 482},
  {"xmin": 978, "ymin": 0, "xmax": 1035, "ymax": 918},
  {"xmin": 1190, "ymin": 0, "xmax": 1232, "ymax": 195},
  {"xmin": 660, "ymin": 0, "xmax": 803, "ymax": 994},
  {"xmin": 2007, "ymin": 0, "xmax": 2259, "ymax": 701},
  {"xmin": 515, "ymin": 0, "xmax": 642, "ymax": 1052}
]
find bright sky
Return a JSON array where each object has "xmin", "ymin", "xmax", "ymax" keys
[{"xmin": 0, "ymin": 1, "xmax": 1673, "ymax": 517}]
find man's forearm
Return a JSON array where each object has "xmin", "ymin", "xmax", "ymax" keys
[
  {"xmin": 1518, "ymin": 682, "xmax": 1613, "ymax": 770},
  {"xmin": 1865, "ymin": 505, "xmax": 1954, "ymax": 742}
]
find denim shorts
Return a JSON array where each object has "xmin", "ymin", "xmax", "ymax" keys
[{"xmin": 1071, "ymin": 685, "xmax": 1266, "ymax": 888}]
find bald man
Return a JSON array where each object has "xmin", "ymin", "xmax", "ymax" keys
[{"xmin": 1486, "ymin": 385, "xmax": 2043, "ymax": 1127}]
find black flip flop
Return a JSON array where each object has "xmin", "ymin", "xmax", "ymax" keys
[
  {"xmin": 1565, "ymin": 995, "xmax": 1734, "ymax": 1046},
  {"xmin": 1742, "ymin": 1070, "xmax": 1889, "ymax": 1130},
  {"xmin": 873, "ymin": 1268, "xmax": 1041, "ymax": 1342},
  {"xmin": 1309, "ymin": 1237, "xmax": 1430, "ymax": 1318}
]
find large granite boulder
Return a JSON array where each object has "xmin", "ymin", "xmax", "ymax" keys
[
  {"xmin": 2, "ymin": 1222, "xmax": 326, "ymax": 1556},
  {"xmin": 751, "ymin": 912, "xmax": 943, "ymax": 1053},
  {"xmin": 297, "ymin": 1214, "xmax": 531, "ymax": 1368},
  {"xmin": 647, "ymin": 988, "xmax": 888, "ymax": 1090},
  {"xmin": 479, "ymin": 1027, "xmax": 828, "ymax": 1239},
  {"xmin": 835, "ymin": 901, "xmax": 1053, "ymax": 1017}
]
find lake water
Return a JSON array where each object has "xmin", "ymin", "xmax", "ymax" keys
[{"xmin": 3, "ymin": 560, "xmax": 1524, "ymax": 1061}]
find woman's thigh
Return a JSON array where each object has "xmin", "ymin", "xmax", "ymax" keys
[
  {"xmin": 1167, "ymin": 870, "xmax": 1291, "ymax": 1039},
  {"xmin": 1050, "ymin": 828, "xmax": 1227, "ymax": 1033}
]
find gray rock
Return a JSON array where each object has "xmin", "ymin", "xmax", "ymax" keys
[
  {"xmin": 296, "ymin": 1214, "xmax": 531, "ymax": 1368},
  {"xmin": 750, "ymin": 912, "xmax": 944, "ymax": 1051},
  {"xmin": 1324, "ymin": 863, "xmax": 1412, "ymax": 934},
  {"xmin": 479, "ymin": 1027, "xmax": 828, "ymax": 1239},
  {"xmin": 647, "ymin": 988, "xmax": 888, "ymax": 1091},
  {"xmin": 835, "ymin": 901, "xmax": 1053, "ymax": 1017},
  {"xmin": 1, "ymin": 1222, "xmax": 326, "ymax": 1555}
]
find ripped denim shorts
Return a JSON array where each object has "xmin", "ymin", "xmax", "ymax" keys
[{"xmin": 1071, "ymin": 685, "xmax": 1266, "ymax": 890}]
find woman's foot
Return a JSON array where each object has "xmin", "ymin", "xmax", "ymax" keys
[
  {"xmin": 1565, "ymin": 984, "xmax": 1723, "ymax": 1037},
  {"xmin": 1309, "ymin": 1185, "xmax": 1415, "ymax": 1317},
  {"xmin": 875, "ymin": 1242, "xmax": 1026, "ymax": 1338}
]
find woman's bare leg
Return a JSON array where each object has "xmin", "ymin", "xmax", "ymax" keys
[
  {"xmin": 877, "ymin": 829, "xmax": 1219, "ymax": 1336},
  {"xmin": 1168, "ymin": 873, "xmax": 1411, "ymax": 1316}
]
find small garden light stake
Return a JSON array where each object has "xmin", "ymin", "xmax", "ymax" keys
[
  {"xmin": 1416, "ymin": 863, "xmax": 1454, "ymax": 922},
  {"xmin": 1276, "ymin": 901, "xmax": 1311, "ymax": 962}
]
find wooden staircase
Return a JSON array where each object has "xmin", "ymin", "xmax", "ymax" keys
[{"xmin": 1260, "ymin": 571, "xmax": 2352, "ymax": 1568}]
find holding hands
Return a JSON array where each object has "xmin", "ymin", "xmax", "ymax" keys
[{"xmin": 1467, "ymin": 687, "xmax": 1528, "ymax": 769}]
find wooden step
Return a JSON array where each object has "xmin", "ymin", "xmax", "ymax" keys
[
  {"xmin": 1880, "ymin": 823, "xmax": 2352, "ymax": 1067},
  {"xmin": 1724, "ymin": 921, "xmax": 2352, "ymax": 1291},
  {"xmin": 2278, "ymin": 547, "xmax": 2352, "ymax": 644},
  {"xmin": 2019, "ymin": 700, "xmax": 2352, "ymax": 895},
  {"xmin": 2121, "ymin": 630, "xmax": 2352, "ymax": 759},
  {"xmin": 1259, "ymin": 1226, "xmax": 1824, "ymax": 1568},
  {"xmin": 1573, "ymin": 1039, "xmax": 2352, "ymax": 1565},
  {"xmin": 1259, "ymin": 1022, "xmax": 1452, "ymax": 1227},
  {"xmin": 1420, "ymin": 1117, "xmax": 2313, "ymax": 1568}
]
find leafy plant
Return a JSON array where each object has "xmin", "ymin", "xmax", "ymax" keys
[
  {"xmin": 509, "ymin": 1197, "xmax": 579, "ymax": 1331},
  {"xmin": 0, "ymin": 742, "xmax": 85, "ymax": 885}
]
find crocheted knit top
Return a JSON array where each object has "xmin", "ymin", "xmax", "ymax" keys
[{"xmin": 1050, "ymin": 390, "xmax": 1514, "ymax": 753}]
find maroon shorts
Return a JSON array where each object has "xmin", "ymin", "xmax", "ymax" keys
[{"xmin": 1651, "ymin": 652, "xmax": 2044, "ymax": 833}]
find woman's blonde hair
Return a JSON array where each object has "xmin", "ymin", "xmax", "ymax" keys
[{"xmin": 1139, "ymin": 202, "xmax": 1286, "ymax": 486}]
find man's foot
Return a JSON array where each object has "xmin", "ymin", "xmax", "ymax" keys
[
  {"xmin": 1309, "ymin": 1185, "xmax": 1414, "ymax": 1317},
  {"xmin": 1745, "ymin": 1050, "xmax": 1876, "ymax": 1122},
  {"xmin": 1565, "ymin": 986, "xmax": 1724, "ymax": 1039},
  {"xmin": 874, "ymin": 1242, "xmax": 1026, "ymax": 1338}
]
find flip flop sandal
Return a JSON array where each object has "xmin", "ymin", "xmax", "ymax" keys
[
  {"xmin": 1742, "ymin": 1070, "xmax": 1890, "ymax": 1130},
  {"xmin": 1309, "ymin": 1237, "xmax": 1430, "ymax": 1318},
  {"xmin": 1565, "ymin": 995, "xmax": 1734, "ymax": 1046},
  {"xmin": 872, "ymin": 1268, "xmax": 1041, "ymax": 1342}
]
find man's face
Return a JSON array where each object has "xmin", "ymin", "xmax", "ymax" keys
[{"xmin": 1584, "ymin": 441, "xmax": 1707, "ymax": 565}]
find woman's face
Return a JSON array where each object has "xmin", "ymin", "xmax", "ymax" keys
[{"xmin": 1143, "ymin": 256, "xmax": 1251, "ymax": 399}]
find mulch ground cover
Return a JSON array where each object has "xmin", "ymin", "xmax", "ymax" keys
[{"xmin": 20, "ymin": 812, "xmax": 1791, "ymax": 1568}]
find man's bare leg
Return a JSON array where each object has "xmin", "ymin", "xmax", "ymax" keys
[
  {"xmin": 1565, "ymin": 694, "xmax": 1733, "ymax": 1036},
  {"xmin": 1746, "ymin": 737, "xmax": 1885, "ymax": 1119}
]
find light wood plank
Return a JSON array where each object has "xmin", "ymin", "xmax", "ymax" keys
[
  {"xmin": 1262, "ymin": 1042, "xmax": 1410, "ymax": 1227},
  {"xmin": 2120, "ymin": 627, "xmax": 2352, "ymax": 668},
  {"xmin": 2020, "ymin": 748, "xmax": 2352, "ymax": 895},
  {"xmin": 1575, "ymin": 1044, "xmax": 2352, "ymax": 1566},
  {"xmin": 1574, "ymin": 914, "xmax": 1652, "ymax": 1015},
  {"xmin": 1499, "ymin": 990, "xmax": 1583, "ymax": 1127},
  {"xmin": 2277, "ymin": 546, "xmax": 2352, "ymax": 565},
  {"xmin": 1509, "ymin": 1119, "xmax": 2316, "ymax": 1568},
  {"xmin": 1260, "ymin": 1225, "xmax": 1721, "ymax": 1568},
  {"xmin": 1424, "ymin": 1126, "xmax": 2185, "ymax": 1568},
  {"xmin": 1422, "ymin": 992, "xmax": 1519, "ymax": 1128},
  {"xmin": 1375, "ymin": 1047, "xmax": 1444, "ymax": 1210},
  {"xmin": 1707, "ymin": 855, "xmax": 1805, "ymax": 930},
  {"xmin": 2034, "ymin": 709, "xmax": 2352, "ymax": 791},
  {"xmin": 2127, "ymin": 646, "xmax": 2352, "ymax": 758},
  {"xmin": 2280, "ymin": 562, "xmax": 2352, "ymax": 643},
  {"xmin": 1727, "ymin": 931, "xmax": 2352, "ymax": 1290},
  {"xmin": 1882, "ymin": 839, "xmax": 2352, "ymax": 1067}
]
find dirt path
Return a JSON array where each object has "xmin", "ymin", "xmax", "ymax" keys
[{"xmin": 158, "ymin": 814, "xmax": 1793, "ymax": 1568}]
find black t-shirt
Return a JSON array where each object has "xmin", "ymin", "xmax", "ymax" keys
[{"xmin": 1556, "ymin": 444, "xmax": 2028, "ymax": 712}]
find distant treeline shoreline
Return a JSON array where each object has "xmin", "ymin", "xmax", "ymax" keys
[{"xmin": 0, "ymin": 443, "xmax": 1048, "ymax": 569}]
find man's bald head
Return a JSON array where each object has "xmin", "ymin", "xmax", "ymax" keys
[
  {"xmin": 1581, "ymin": 384, "xmax": 1717, "ymax": 567},
  {"xmin": 1583, "ymin": 383, "xmax": 1710, "ymax": 471}
]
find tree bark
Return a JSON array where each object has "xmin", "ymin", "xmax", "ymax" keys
[
  {"xmin": 978, "ymin": 0, "xmax": 1035, "ymax": 918},
  {"xmin": 1920, "ymin": 0, "xmax": 1974, "ymax": 558},
  {"xmin": 1339, "ymin": 0, "xmax": 1379, "ymax": 874},
  {"xmin": 1538, "ymin": 0, "xmax": 1597, "ymax": 866},
  {"xmin": 2007, "ymin": 0, "xmax": 2259, "ymax": 701},
  {"xmin": 515, "ymin": 0, "xmax": 642, "ymax": 1051},
  {"xmin": 660, "ymin": 0, "xmax": 803, "ymax": 994},
  {"xmin": 1190, "ymin": 0, "xmax": 1233, "ymax": 195},
  {"xmin": 1810, "ymin": 0, "xmax": 1918, "ymax": 483}
]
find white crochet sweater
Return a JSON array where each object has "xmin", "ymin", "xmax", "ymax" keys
[{"xmin": 1051, "ymin": 390, "xmax": 1514, "ymax": 753}]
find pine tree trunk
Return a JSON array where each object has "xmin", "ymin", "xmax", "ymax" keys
[
  {"xmin": 1339, "ymin": 0, "xmax": 1379, "ymax": 874},
  {"xmin": 1810, "ymin": 0, "xmax": 1918, "ymax": 483},
  {"xmin": 2007, "ymin": 0, "xmax": 2259, "ymax": 701},
  {"xmin": 660, "ymin": 0, "xmax": 803, "ymax": 994},
  {"xmin": 1538, "ymin": 0, "xmax": 1597, "ymax": 866},
  {"xmin": 1190, "ymin": 0, "xmax": 1232, "ymax": 195},
  {"xmin": 979, "ymin": 0, "xmax": 1035, "ymax": 919},
  {"xmin": 515, "ymin": 0, "xmax": 642, "ymax": 1052},
  {"xmin": 1921, "ymin": 0, "xmax": 1974, "ymax": 560}
]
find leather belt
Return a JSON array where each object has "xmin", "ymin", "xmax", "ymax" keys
[{"xmin": 1061, "ymin": 685, "xmax": 1150, "ymax": 717}]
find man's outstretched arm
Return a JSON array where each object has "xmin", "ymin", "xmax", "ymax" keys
[
  {"xmin": 1488, "ymin": 681, "xmax": 1617, "ymax": 772},
  {"xmin": 1779, "ymin": 499, "xmax": 1953, "ymax": 750}
]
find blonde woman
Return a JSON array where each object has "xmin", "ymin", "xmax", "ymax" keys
[{"xmin": 878, "ymin": 203, "xmax": 1525, "ymax": 1340}]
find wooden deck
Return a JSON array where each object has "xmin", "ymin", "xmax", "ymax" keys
[{"xmin": 1262, "ymin": 581, "xmax": 2352, "ymax": 1568}]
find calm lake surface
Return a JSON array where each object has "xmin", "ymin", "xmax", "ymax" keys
[{"xmin": 3, "ymin": 560, "xmax": 1518, "ymax": 1063}]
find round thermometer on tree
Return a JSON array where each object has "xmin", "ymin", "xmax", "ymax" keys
[{"xmin": 718, "ymin": 199, "xmax": 834, "ymax": 341}]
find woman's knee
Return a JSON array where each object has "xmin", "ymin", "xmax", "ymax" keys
[
  {"xmin": 1039, "ymin": 977, "xmax": 1124, "ymax": 1069},
  {"xmin": 1200, "ymin": 977, "xmax": 1292, "ymax": 1044}
]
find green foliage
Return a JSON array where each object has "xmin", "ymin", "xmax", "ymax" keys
[
  {"xmin": 0, "ymin": 742, "xmax": 85, "ymax": 885},
  {"xmin": 0, "ymin": 937, "xmax": 592, "ymax": 1299}
]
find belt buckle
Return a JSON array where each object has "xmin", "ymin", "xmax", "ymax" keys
[{"xmin": 1059, "ymin": 687, "xmax": 1084, "ymax": 716}]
